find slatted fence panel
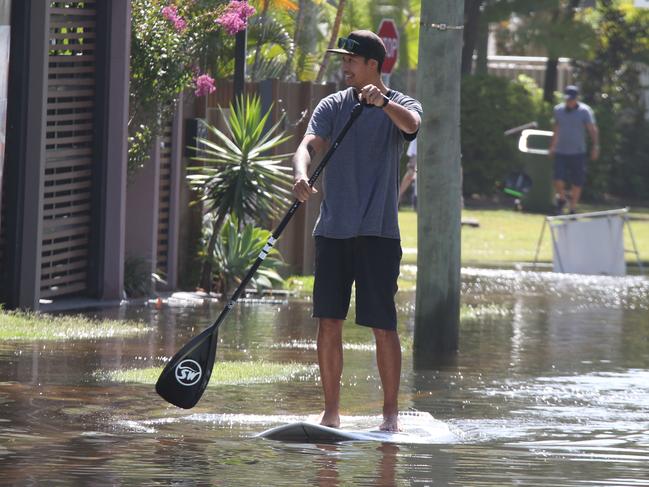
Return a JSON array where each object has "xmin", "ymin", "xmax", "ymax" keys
[
  {"xmin": 0, "ymin": 175, "xmax": 7, "ymax": 282},
  {"xmin": 157, "ymin": 125, "xmax": 173, "ymax": 280},
  {"xmin": 41, "ymin": 1, "xmax": 96, "ymax": 298}
]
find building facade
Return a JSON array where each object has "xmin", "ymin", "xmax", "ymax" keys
[{"xmin": 0, "ymin": 1, "xmax": 131, "ymax": 310}]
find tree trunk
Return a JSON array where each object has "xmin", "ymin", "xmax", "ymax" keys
[
  {"xmin": 316, "ymin": 0, "xmax": 346, "ymax": 83},
  {"xmin": 543, "ymin": 0, "xmax": 580, "ymax": 103},
  {"xmin": 543, "ymin": 57, "xmax": 559, "ymax": 103},
  {"xmin": 414, "ymin": 1, "xmax": 464, "ymax": 365},
  {"xmin": 475, "ymin": 15, "xmax": 489, "ymax": 75},
  {"xmin": 199, "ymin": 212, "xmax": 228, "ymax": 292},
  {"xmin": 461, "ymin": 0, "xmax": 482, "ymax": 76},
  {"xmin": 289, "ymin": 0, "xmax": 305, "ymax": 79},
  {"xmin": 251, "ymin": 0, "xmax": 270, "ymax": 81}
]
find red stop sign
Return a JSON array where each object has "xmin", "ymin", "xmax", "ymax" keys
[{"xmin": 378, "ymin": 19, "xmax": 399, "ymax": 74}]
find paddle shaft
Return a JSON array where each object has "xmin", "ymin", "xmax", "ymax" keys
[{"xmin": 205, "ymin": 102, "xmax": 365, "ymax": 335}]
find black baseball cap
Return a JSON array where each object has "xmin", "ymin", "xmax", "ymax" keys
[
  {"xmin": 564, "ymin": 85, "xmax": 579, "ymax": 100},
  {"xmin": 326, "ymin": 30, "xmax": 386, "ymax": 64}
]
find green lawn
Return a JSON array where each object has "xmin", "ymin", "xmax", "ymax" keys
[
  {"xmin": 96, "ymin": 361, "xmax": 318, "ymax": 386},
  {"xmin": 0, "ymin": 311, "xmax": 151, "ymax": 341},
  {"xmin": 286, "ymin": 204, "xmax": 648, "ymax": 293},
  {"xmin": 399, "ymin": 205, "xmax": 649, "ymax": 267}
]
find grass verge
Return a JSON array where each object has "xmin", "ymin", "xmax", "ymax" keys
[
  {"xmin": 286, "ymin": 206, "xmax": 648, "ymax": 286},
  {"xmin": 96, "ymin": 361, "xmax": 318, "ymax": 386},
  {"xmin": 400, "ymin": 206, "xmax": 649, "ymax": 266},
  {"xmin": 0, "ymin": 311, "xmax": 150, "ymax": 341}
]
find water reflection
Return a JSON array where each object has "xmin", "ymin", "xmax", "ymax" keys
[
  {"xmin": 0, "ymin": 269, "xmax": 648, "ymax": 485},
  {"xmin": 310, "ymin": 443, "xmax": 402, "ymax": 487}
]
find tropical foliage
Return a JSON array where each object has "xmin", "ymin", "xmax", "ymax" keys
[
  {"xmin": 187, "ymin": 94, "xmax": 293, "ymax": 290},
  {"xmin": 129, "ymin": 0, "xmax": 256, "ymax": 173},
  {"xmin": 187, "ymin": 94, "xmax": 293, "ymax": 226},
  {"xmin": 207, "ymin": 215, "xmax": 285, "ymax": 293}
]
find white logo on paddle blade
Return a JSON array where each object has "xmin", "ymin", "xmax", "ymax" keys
[{"xmin": 175, "ymin": 359, "xmax": 202, "ymax": 386}]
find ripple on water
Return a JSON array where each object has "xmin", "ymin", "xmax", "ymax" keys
[
  {"xmin": 462, "ymin": 369, "xmax": 649, "ymax": 460},
  {"xmin": 461, "ymin": 267, "xmax": 649, "ymax": 310}
]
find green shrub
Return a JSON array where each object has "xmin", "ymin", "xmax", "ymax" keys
[
  {"xmin": 461, "ymin": 74, "xmax": 552, "ymax": 196},
  {"xmin": 124, "ymin": 255, "xmax": 152, "ymax": 298},
  {"xmin": 208, "ymin": 215, "xmax": 285, "ymax": 294},
  {"xmin": 574, "ymin": 2, "xmax": 649, "ymax": 201}
]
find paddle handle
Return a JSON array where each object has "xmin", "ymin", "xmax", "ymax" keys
[{"xmin": 208, "ymin": 102, "xmax": 365, "ymax": 331}]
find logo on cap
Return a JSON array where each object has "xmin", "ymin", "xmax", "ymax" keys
[{"xmin": 175, "ymin": 359, "xmax": 202, "ymax": 386}]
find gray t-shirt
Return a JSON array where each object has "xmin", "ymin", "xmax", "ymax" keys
[
  {"xmin": 553, "ymin": 102, "xmax": 596, "ymax": 155},
  {"xmin": 305, "ymin": 87, "xmax": 422, "ymax": 239}
]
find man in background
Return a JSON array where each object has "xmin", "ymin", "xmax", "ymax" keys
[
  {"xmin": 549, "ymin": 85, "xmax": 599, "ymax": 215},
  {"xmin": 398, "ymin": 139, "xmax": 417, "ymax": 210}
]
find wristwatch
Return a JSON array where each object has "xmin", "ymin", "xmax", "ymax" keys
[{"xmin": 380, "ymin": 94, "xmax": 390, "ymax": 109}]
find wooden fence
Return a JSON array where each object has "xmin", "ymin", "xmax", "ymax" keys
[{"xmin": 487, "ymin": 55, "xmax": 574, "ymax": 92}]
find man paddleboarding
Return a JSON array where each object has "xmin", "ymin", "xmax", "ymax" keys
[{"xmin": 292, "ymin": 30, "xmax": 422, "ymax": 432}]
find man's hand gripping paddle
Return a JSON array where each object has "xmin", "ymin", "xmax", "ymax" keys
[{"xmin": 155, "ymin": 102, "xmax": 365, "ymax": 409}]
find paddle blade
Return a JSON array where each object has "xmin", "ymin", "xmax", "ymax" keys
[{"xmin": 155, "ymin": 326, "xmax": 219, "ymax": 409}]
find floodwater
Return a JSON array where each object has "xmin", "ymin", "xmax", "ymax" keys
[{"xmin": 1, "ymin": 268, "xmax": 649, "ymax": 486}]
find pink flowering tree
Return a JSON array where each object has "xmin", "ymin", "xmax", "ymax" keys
[
  {"xmin": 205, "ymin": 0, "xmax": 296, "ymax": 81},
  {"xmin": 129, "ymin": 0, "xmax": 256, "ymax": 173},
  {"xmin": 215, "ymin": 0, "xmax": 256, "ymax": 35}
]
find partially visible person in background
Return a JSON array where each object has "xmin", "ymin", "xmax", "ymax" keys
[
  {"xmin": 398, "ymin": 139, "xmax": 417, "ymax": 210},
  {"xmin": 549, "ymin": 85, "xmax": 599, "ymax": 215}
]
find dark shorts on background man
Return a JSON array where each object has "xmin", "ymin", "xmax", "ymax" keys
[
  {"xmin": 313, "ymin": 236, "xmax": 402, "ymax": 331},
  {"xmin": 554, "ymin": 153, "xmax": 587, "ymax": 187}
]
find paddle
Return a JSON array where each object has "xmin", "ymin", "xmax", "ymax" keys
[{"xmin": 156, "ymin": 101, "xmax": 366, "ymax": 409}]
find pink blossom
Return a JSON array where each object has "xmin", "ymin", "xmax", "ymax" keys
[
  {"xmin": 215, "ymin": 1, "xmax": 256, "ymax": 36},
  {"xmin": 161, "ymin": 5, "xmax": 178, "ymax": 21},
  {"xmin": 216, "ymin": 12, "xmax": 247, "ymax": 35},
  {"xmin": 161, "ymin": 4, "xmax": 187, "ymax": 32},
  {"xmin": 230, "ymin": 0, "xmax": 256, "ymax": 19},
  {"xmin": 173, "ymin": 16, "xmax": 187, "ymax": 31},
  {"xmin": 194, "ymin": 74, "xmax": 216, "ymax": 97}
]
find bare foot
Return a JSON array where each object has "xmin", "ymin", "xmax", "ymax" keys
[
  {"xmin": 317, "ymin": 410, "xmax": 340, "ymax": 429},
  {"xmin": 379, "ymin": 414, "xmax": 401, "ymax": 432}
]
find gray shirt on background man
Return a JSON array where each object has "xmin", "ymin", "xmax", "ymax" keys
[
  {"xmin": 306, "ymin": 87, "xmax": 422, "ymax": 240},
  {"xmin": 553, "ymin": 102, "xmax": 596, "ymax": 155}
]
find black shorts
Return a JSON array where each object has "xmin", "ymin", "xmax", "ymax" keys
[
  {"xmin": 313, "ymin": 236, "xmax": 402, "ymax": 330},
  {"xmin": 554, "ymin": 153, "xmax": 587, "ymax": 187}
]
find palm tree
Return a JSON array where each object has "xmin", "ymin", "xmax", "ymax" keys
[
  {"xmin": 187, "ymin": 94, "xmax": 294, "ymax": 291},
  {"xmin": 316, "ymin": 0, "xmax": 346, "ymax": 82},
  {"xmin": 248, "ymin": 13, "xmax": 296, "ymax": 80},
  {"xmin": 290, "ymin": 0, "xmax": 328, "ymax": 80},
  {"xmin": 250, "ymin": 0, "xmax": 299, "ymax": 79}
]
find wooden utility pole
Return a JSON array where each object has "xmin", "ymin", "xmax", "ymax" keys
[{"xmin": 414, "ymin": 1, "xmax": 464, "ymax": 364}]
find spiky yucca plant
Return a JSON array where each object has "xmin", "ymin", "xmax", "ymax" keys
[{"xmin": 187, "ymin": 94, "xmax": 293, "ymax": 291}]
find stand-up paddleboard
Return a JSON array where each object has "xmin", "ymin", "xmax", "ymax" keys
[{"xmin": 256, "ymin": 411, "xmax": 456, "ymax": 444}]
